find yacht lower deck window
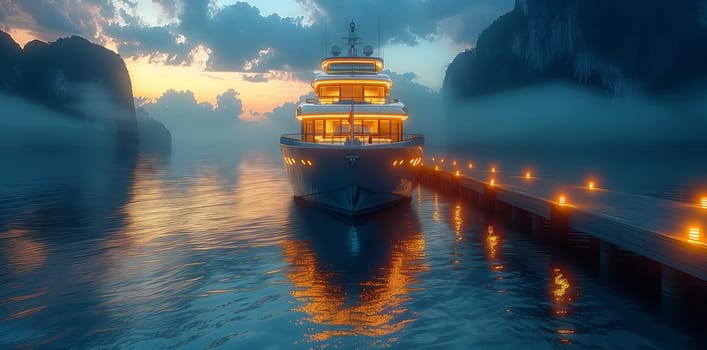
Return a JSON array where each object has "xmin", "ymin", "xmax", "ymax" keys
[{"xmin": 302, "ymin": 118, "xmax": 403, "ymax": 144}]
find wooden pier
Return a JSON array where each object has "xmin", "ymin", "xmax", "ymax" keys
[{"xmin": 419, "ymin": 162, "xmax": 707, "ymax": 319}]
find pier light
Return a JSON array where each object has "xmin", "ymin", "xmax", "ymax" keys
[
  {"xmin": 453, "ymin": 161, "xmax": 457, "ymax": 166},
  {"xmin": 588, "ymin": 181, "xmax": 595, "ymax": 190},
  {"xmin": 491, "ymin": 167, "xmax": 496, "ymax": 173},
  {"xmin": 455, "ymin": 170, "xmax": 460, "ymax": 177},
  {"xmin": 525, "ymin": 171, "xmax": 531, "ymax": 179},
  {"xmin": 467, "ymin": 163, "xmax": 473, "ymax": 169},
  {"xmin": 440, "ymin": 159, "xmax": 445, "ymax": 164},
  {"xmin": 689, "ymin": 226, "xmax": 700, "ymax": 241},
  {"xmin": 490, "ymin": 179, "xmax": 495, "ymax": 186},
  {"xmin": 701, "ymin": 197, "xmax": 707, "ymax": 209},
  {"xmin": 558, "ymin": 195, "xmax": 567, "ymax": 206}
]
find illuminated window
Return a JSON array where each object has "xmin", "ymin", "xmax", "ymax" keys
[
  {"xmin": 340, "ymin": 84, "xmax": 363, "ymax": 101},
  {"xmin": 364, "ymin": 85, "xmax": 386, "ymax": 103},
  {"xmin": 303, "ymin": 120, "xmax": 315, "ymax": 142}
]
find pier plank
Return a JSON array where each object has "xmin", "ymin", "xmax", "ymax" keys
[{"xmin": 422, "ymin": 166, "xmax": 707, "ymax": 281}]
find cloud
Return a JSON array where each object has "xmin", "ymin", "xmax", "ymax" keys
[
  {"xmin": 3, "ymin": 0, "xmax": 514, "ymax": 74},
  {"xmin": 141, "ymin": 88, "xmax": 243, "ymax": 145},
  {"xmin": 242, "ymin": 73, "xmax": 269, "ymax": 83},
  {"xmin": 0, "ymin": 0, "xmax": 117, "ymax": 41},
  {"xmin": 215, "ymin": 88, "xmax": 243, "ymax": 118}
]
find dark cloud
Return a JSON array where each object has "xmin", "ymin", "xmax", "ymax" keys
[
  {"xmin": 107, "ymin": 24, "xmax": 193, "ymax": 64},
  {"xmin": 0, "ymin": 0, "xmax": 116, "ymax": 40},
  {"xmin": 299, "ymin": 0, "xmax": 515, "ymax": 45},
  {"xmin": 242, "ymin": 73, "xmax": 269, "ymax": 83},
  {"xmin": 4, "ymin": 0, "xmax": 514, "ymax": 78}
]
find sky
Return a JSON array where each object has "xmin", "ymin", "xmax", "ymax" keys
[{"xmin": 0, "ymin": 0, "xmax": 514, "ymax": 120}]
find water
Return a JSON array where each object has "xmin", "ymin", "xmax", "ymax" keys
[{"xmin": 0, "ymin": 146, "xmax": 701, "ymax": 349}]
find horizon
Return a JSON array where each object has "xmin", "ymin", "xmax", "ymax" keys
[{"xmin": 0, "ymin": 0, "xmax": 515, "ymax": 120}]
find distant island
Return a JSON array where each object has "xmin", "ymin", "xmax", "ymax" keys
[
  {"xmin": 0, "ymin": 31, "xmax": 170, "ymax": 152},
  {"xmin": 443, "ymin": 0, "xmax": 707, "ymax": 99}
]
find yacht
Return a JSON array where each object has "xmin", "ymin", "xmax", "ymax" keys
[{"xmin": 280, "ymin": 21, "xmax": 424, "ymax": 216}]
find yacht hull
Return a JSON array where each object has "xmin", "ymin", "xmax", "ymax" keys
[{"xmin": 280, "ymin": 137, "xmax": 424, "ymax": 216}]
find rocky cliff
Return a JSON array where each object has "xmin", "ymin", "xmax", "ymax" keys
[
  {"xmin": 443, "ymin": 0, "xmax": 707, "ymax": 99},
  {"xmin": 0, "ymin": 31, "xmax": 139, "ymax": 148}
]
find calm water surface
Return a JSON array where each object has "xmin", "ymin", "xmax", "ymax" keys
[{"xmin": 0, "ymin": 146, "xmax": 701, "ymax": 349}]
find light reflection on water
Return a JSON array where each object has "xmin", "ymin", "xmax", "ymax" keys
[
  {"xmin": 0, "ymin": 148, "xmax": 701, "ymax": 349},
  {"xmin": 284, "ymin": 203, "xmax": 427, "ymax": 343}
]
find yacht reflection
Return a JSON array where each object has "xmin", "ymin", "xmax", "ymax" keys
[{"xmin": 283, "ymin": 201, "xmax": 428, "ymax": 342}]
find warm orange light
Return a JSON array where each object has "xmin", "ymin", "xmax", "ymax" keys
[
  {"xmin": 300, "ymin": 159, "xmax": 306, "ymax": 165},
  {"xmin": 307, "ymin": 160, "xmax": 312, "ymax": 166},
  {"xmin": 312, "ymin": 78, "xmax": 392, "ymax": 90},
  {"xmin": 491, "ymin": 167, "xmax": 496, "ymax": 173},
  {"xmin": 467, "ymin": 163, "xmax": 473, "ymax": 169},
  {"xmin": 320, "ymin": 57, "xmax": 384, "ymax": 72},
  {"xmin": 701, "ymin": 197, "xmax": 707, "ymax": 209},
  {"xmin": 689, "ymin": 226, "xmax": 700, "ymax": 241},
  {"xmin": 297, "ymin": 113, "xmax": 407, "ymax": 121},
  {"xmin": 452, "ymin": 160, "xmax": 457, "ymax": 166},
  {"xmin": 440, "ymin": 159, "xmax": 445, "ymax": 164},
  {"xmin": 431, "ymin": 157, "xmax": 436, "ymax": 162},
  {"xmin": 525, "ymin": 171, "xmax": 531, "ymax": 179},
  {"xmin": 588, "ymin": 181, "xmax": 595, "ymax": 190},
  {"xmin": 434, "ymin": 166, "xmax": 439, "ymax": 171},
  {"xmin": 490, "ymin": 179, "xmax": 495, "ymax": 186},
  {"xmin": 455, "ymin": 171, "xmax": 460, "ymax": 177},
  {"xmin": 558, "ymin": 195, "xmax": 566, "ymax": 206}
]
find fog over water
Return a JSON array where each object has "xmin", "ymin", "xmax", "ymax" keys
[
  {"xmin": 433, "ymin": 83, "xmax": 707, "ymax": 200},
  {"xmin": 444, "ymin": 83, "xmax": 707, "ymax": 147}
]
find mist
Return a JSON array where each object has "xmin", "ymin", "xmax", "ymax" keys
[
  {"xmin": 0, "ymin": 91, "xmax": 119, "ymax": 150},
  {"xmin": 444, "ymin": 83, "xmax": 707, "ymax": 148}
]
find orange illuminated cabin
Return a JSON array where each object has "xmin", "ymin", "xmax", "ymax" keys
[{"xmin": 296, "ymin": 52, "xmax": 408, "ymax": 144}]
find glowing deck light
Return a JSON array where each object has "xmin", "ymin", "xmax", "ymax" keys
[
  {"xmin": 307, "ymin": 160, "xmax": 312, "ymax": 166},
  {"xmin": 435, "ymin": 165, "xmax": 439, "ymax": 171},
  {"xmin": 467, "ymin": 163, "xmax": 473, "ymax": 169},
  {"xmin": 300, "ymin": 159, "xmax": 306, "ymax": 165},
  {"xmin": 701, "ymin": 197, "xmax": 707, "ymax": 209},
  {"xmin": 689, "ymin": 226, "xmax": 700, "ymax": 241},
  {"xmin": 588, "ymin": 181, "xmax": 595, "ymax": 190},
  {"xmin": 558, "ymin": 195, "xmax": 567, "ymax": 206},
  {"xmin": 452, "ymin": 161, "xmax": 457, "ymax": 166},
  {"xmin": 455, "ymin": 170, "xmax": 460, "ymax": 177},
  {"xmin": 491, "ymin": 167, "xmax": 496, "ymax": 173},
  {"xmin": 490, "ymin": 179, "xmax": 495, "ymax": 186},
  {"xmin": 432, "ymin": 157, "xmax": 436, "ymax": 162},
  {"xmin": 525, "ymin": 171, "xmax": 531, "ymax": 179},
  {"xmin": 440, "ymin": 159, "xmax": 445, "ymax": 164}
]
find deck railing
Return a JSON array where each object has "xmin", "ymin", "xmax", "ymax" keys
[{"xmin": 281, "ymin": 133, "xmax": 423, "ymax": 145}]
